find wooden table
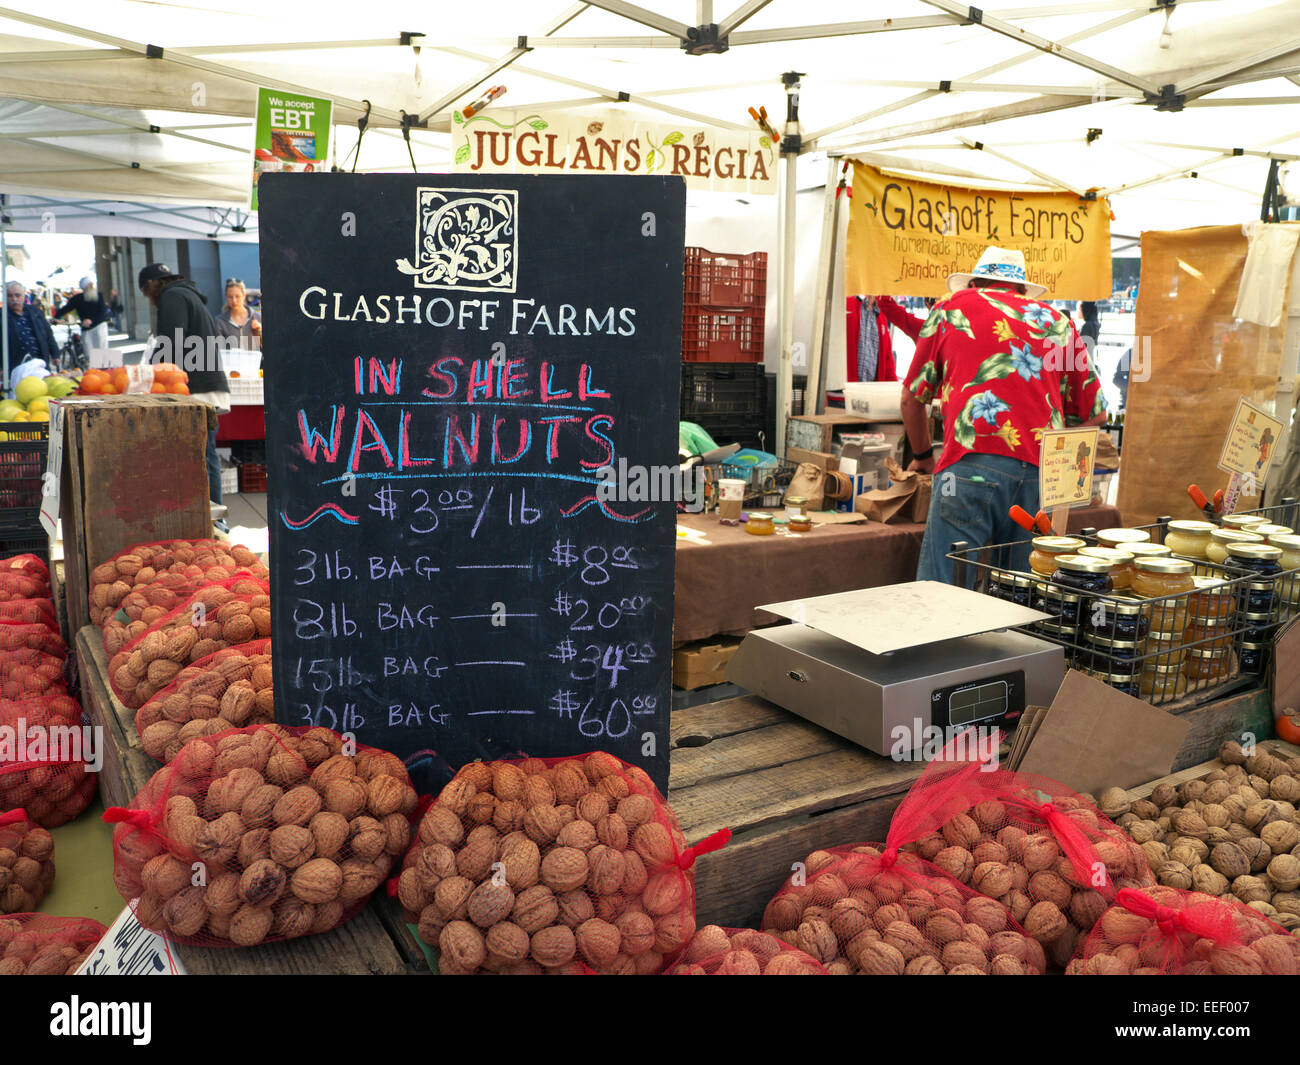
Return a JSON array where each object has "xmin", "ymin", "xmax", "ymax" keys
[
  {"xmin": 669, "ymin": 684, "xmax": 1275, "ymax": 928},
  {"xmin": 75, "ymin": 625, "xmax": 429, "ymax": 975},
  {"xmin": 673, "ymin": 502, "xmax": 1123, "ymax": 645}
]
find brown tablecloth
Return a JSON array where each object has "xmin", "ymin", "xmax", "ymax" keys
[{"xmin": 673, "ymin": 503, "xmax": 1122, "ymax": 645}]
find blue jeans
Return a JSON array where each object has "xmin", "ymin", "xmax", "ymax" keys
[
  {"xmin": 207, "ymin": 429, "xmax": 222, "ymax": 505},
  {"xmin": 916, "ymin": 453, "xmax": 1040, "ymax": 587}
]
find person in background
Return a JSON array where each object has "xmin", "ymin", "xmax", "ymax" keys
[
  {"xmin": 215, "ymin": 278, "xmax": 262, "ymax": 351},
  {"xmin": 108, "ymin": 288, "xmax": 123, "ymax": 332},
  {"xmin": 1078, "ymin": 301, "xmax": 1100, "ymax": 354},
  {"xmin": 57, "ymin": 275, "xmax": 114, "ymax": 354},
  {"xmin": 874, "ymin": 295, "xmax": 925, "ymax": 343},
  {"xmin": 5, "ymin": 282, "xmax": 58, "ymax": 391},
  {"xmin": 901, "ymin": 247, "xmax": 1108, "ymax": 585},
  {"xmin": 1113, "ymin": 347, "xmax": 1132, "ymax": 411},
  {"xmin": 138, "ymin": 263, "xmax": 229, "ymax": 514}
]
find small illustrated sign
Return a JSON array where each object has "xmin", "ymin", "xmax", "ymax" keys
[
  {"xmin": 252, "ymin": 87, "xmax": 332, "ymax": 210},
  {"xmin": 1039, "ymin": 426, "xmax": 1099, "ymax": 510},
  {"xmin": 74, "ymin": 904, "xmax": 185, "ymax": 976},
  {"xmin": 1218, "ymin": 396, "xmax": 1284, "ymax": 490}
]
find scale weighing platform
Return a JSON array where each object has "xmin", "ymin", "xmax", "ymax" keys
[{"xmin": 725, "ymin": 582, "xmax": 1065, "ymax": 756}]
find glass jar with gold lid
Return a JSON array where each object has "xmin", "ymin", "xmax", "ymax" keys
[
  {"xmin": 1188, "ymin": 576, "xmax": 1236, "ymax": 622},
  {"xmin": 1164, "ymin": 519, "xmax": 1216, "ymax": 559},
  {"xmin": 1097, "ymin": 528, "xmax": 1151, "ymax": 550},
  {"xmin": 1183, "ymin": 616, "xmax": 1234, "ymax": 658},
  {"xmin": 1183, "ymin": 646, "xmax": 1230, "ymax": 685},
  {"xmin": 1252, "ymin": 523, "xmax": 1293, "ymax": 539},
  {"xmin": 744, "ymin": 512, "xmax": 775, "ymax": 536},
  {"xmin": 1267, "ymin": 533, "xmax": 1300, "ymax": 572},
  {"xmin": 1078, "ymin": 546, "xmax": 1136, "ymax": 591},
  {"xmin": 1141, "ymin": 661, "xmax": 1187, "ymax": 701},
  {"xmin": 1142, "ymin": 628, "xmax": 1186, "ymax": 668},
  {"xmin": 1128, "ymin": 542, "xmax": 1172, "ymax": 560},
  {"xmin": 1207, "ymin": 527, "xmax": 1263, "ymax": 565},
  {"xmin": 1221, "ymin": 513, "xmax": 1266, "ymax": 531},
  {"xmin": 1225, "ymin": 542, "xmax": 1283, "ymax": 614},
  {"xmin": 1132, "ymin": 556, "xmax": 1196, "ymax": 630},
  {"xmin": 1029, "ymin": 535, "xmax": 1086, "ymax": 577}
]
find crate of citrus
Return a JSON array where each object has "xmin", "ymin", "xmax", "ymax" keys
[{"xmin": 78, "ymin": 363, "xmax": 189, "ymax": 396}]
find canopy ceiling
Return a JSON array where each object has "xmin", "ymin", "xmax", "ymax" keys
[{"xmin": 0, "ymin": 1, "xmax": 1298, "ymax": 237}]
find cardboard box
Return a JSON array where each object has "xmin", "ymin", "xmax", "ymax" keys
[
  {"xmin": 785, "ymin": 413, "xmax": 876, "ymax": 454},
  {"xmin": 785, "ymin": 446, "xmax": 837, "ymax": 472},
  {"xmin": 672, "ymin": 638, "xmax": 743, "ymax": 690},
  {"xmin": 57, "ymin": 396, "xmax": 216, "ymax": 634}
]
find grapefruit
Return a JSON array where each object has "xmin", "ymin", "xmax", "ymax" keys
[
  {"xmin": 0, "ymin": 400, "xmax": 23, "ymax": 421},
  {"xmin": 25, "ymin": 397, "xmax": 49, "ymax": 416},
  {"xmin": 14, "ymin": 377, "xmax": 47, "ymax": 406}
]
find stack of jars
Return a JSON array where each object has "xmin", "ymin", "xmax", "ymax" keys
[
  {"xmin": 1026, "ymin": 536, "xmax": 1086, "ymax": 640},
  {"xmin": 1182, "ymin": 577, "xmax": 1237, "ymax": 688},
  {"xmin": 1225, "ymin": 541, "xmax": 1284, "ymax": 678},
  {"xmin": 1131, "ymin": 555, "xmax": 1196, "ymax": 701}
]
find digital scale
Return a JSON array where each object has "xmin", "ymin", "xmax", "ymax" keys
[{"xmin": 725, "ymin": 582, "xmax": 1065, "ymax": 756}]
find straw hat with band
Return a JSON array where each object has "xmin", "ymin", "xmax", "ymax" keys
[{"xmin": 946, "ymin": 246, "xmax": 1048, "ymax": 299}]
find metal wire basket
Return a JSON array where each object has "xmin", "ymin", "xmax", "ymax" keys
[{"xmin": 947, "ymin": 498, "xmax": 1300, "ymax": 707}]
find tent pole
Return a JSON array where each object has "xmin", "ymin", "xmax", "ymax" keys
[
  {"xmin": 1, "ymin": 213, "xmax": 8, "ymax": 395},
  {"xmin": 805, "ymin": 155, "xmax": 840, "ymax": 419},
  {"xmin": 775, "ymin": 72, "xmax": 802, "ymax": 456}
]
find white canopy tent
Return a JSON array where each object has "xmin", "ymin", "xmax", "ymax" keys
[{"xmin": 2, "ymin": 0, "xmax": 1300, "ymax": 439}]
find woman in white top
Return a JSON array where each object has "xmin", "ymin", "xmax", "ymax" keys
[{"xmin": 215, "ymin": 278, "xmax": 262, "ymax": 350}]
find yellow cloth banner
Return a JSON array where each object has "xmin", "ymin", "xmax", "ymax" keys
[{"xmin": 845, "ymin": 163, "xmax": 1112, "ymax": 299}]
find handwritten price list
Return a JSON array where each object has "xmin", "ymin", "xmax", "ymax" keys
[{"xmin": 259, "ymin": 173, "xmax": 685, "ymax": 793}]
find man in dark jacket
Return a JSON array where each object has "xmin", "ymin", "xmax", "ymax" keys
[
  {"xmin": 139, "ymin": 263, "xmax": 231, "ymax": 509},
  {"xmin": 6, "ymin": 281, "xmax": 58, "ymax": 364}
]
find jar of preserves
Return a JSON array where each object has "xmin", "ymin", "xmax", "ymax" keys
[
  {"xmin": 1051, "ymin": 554, "xmax": 1115, "ymax": 597},
  {"xmin": 1225, "ymin": 542, "xmax": 1283, "ymax": 614},
  {"xmin": 1252, "ymin": 523, "xmax": 1293, "ymax": 539},
  {"xmin": 1033, "ymin": 585, "xmax": 1083, "ymax": 625},
  {"xmin": 1206, "ymin": 528, "xmax": 1263, "ymax": 565},
  {"xmin": 1164, "ymin": 519, "xmax": 1216, "ymax": 559},
  {"xmin": 1141, "ymin": 662, "xmax": 1187, "ymax": 701},
  {"xmin": 1078, "ymin": 546, "xmax": 1136, "ymax": 591},
  {"xmin": 785, "ymin": 496, "xmax": 808, "ymax": 521},
  {"xmin": 1003, "ymin": 572, "xmax": 1034, "ymax": 607},
  {"xmin": 1267, "ymin": 532, "xmax": 1300, "ymax": 572},
  {"xmin": 1131, "ymin": 556, "xmax": 1196, "ymax": 630},
  {"xmin": 1033, "ymin": 616, "xmax": 1079, "ymax": 642},
  {"xmin": 744, "ymin": 512, "xmax": 775, "ymax": 536},
  {"xmin": 1183, "ymin": 617, "xmax": 1233, "ymax": 657},
  {"xmin": 1087, "ymin": 670, "xmax": 1143, "ymax": 698},
  {"xmin": 1240, "ymin": 642, "xmax": 1269, "ymax": 675},
  {"xmin": 1085, "ymin": 597, "xmax": 1150, "ymax": 642},
  {"xmin": 1188, "ymin": 576, "xmax": 1235, "ymax": 622},
  {"xmin": 1097, "ymin": 528, "xmax": 1151, "ymax": 550},
  {"xmin": 1183, "ymin": 646, "xmax": 1229, "ymax": 685},
  {"xmin": 787, "ymin": 516, "xmax": 812, "ymax": 533},
  {"xmin": 1029, "ymin": 536, "xmax": 1086, "ymax": 577},
  {"xmin": 1221, "ymin": 513, "xmax": 1267, "ymax": 532},
  {"xmin": 1128, "ymin": 542, "xmax": 1172, "ymax": 561},
  {"xmin": 1142, "ymin": 628, "xmax": 1186, "ymax": 669},
  {"xmin": 1082, "ymin": 634, "xmax": 1141, "ymax": 677}
]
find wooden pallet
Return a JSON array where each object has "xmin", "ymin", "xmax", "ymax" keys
[
  {"xmin": 1123, "ymin": 737, "xmax": 1300, "ymax": 803},
  {"xmin": 74, "ymin": 624, "xmax": 429, "ymax": 975}
]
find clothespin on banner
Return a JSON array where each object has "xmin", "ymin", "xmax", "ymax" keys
[
  {"xmin": 747, "ymin": 106, "xmax": 780, "ymax": 144},
  {"xmin": 462, "ymin": 85, "xmax": 507, "ymax": 120}
]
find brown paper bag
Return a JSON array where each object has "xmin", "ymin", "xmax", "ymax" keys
[
  {"xmin": 785, "ymin": 462, "xmax": 825, "ymax": 510},
  {"xmin": 855, "ymin": 458, "xmax": 931, "ymax": 524},
  {"xmin": 1095, "ymin": 431, "xmax": 1121, "ymax": 472}
]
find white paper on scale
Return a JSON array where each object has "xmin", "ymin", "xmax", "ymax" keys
[{"xmin": 75, "ymin": 903, "xmax": 185, "ymax": 975}]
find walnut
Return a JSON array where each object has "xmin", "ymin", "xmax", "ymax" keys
[
  {"xmin": 530, "ymin": 924, "xmax": 576, "ymax": 967},
  {"xmin": 290, "ymin": 858, "xmax": 343, "ymax": 904},
  {"xmin": 309, "ymin": 811, "xmax": 350, "ymax": 861},
  {"xmin": 229, "ymin": 904, "xmax": 274, "ymax": 947},
  {"xmin": 240, "ymin": 858, "xmax": 287, "ymax": 906},
  {"xmin": 1268, "ymin": 854, "xmax": 1300, "ymax": 892},
  {"xmin": 273, "ymin": 785, "xmax": 322, "ymax": 827}
]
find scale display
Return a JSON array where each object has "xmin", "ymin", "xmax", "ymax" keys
[{"xmin": 931, "ymin": 669, "xmax": 1025, "ymax": 729}]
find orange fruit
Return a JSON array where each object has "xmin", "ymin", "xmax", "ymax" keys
[
  {"xmin": 150, "ymin": 382, "xmax": 166, "ymax": 393},
  {"xmin": 168, "ymin": 382, "xmax": 189, "ymax": 395}
]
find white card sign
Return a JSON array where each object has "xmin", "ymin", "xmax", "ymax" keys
[{"xmin": 75, "ymin": 904, "xmax": 185, "ymax": 976}]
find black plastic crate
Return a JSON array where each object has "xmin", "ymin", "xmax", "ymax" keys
[
  {"xmin": 0, "ymin": 424, "xmax": 49, "ymax": 510},
  {"xmin": 0, "ymin": 506, "xmax": 46, "ymax": 561},
  {"xmin": 0, "ymin": 532, "xmax": 47, "ymax": 562},
  {"xmin": 681, "ymin": 363, "xmax": 766, "ymax": 420}
]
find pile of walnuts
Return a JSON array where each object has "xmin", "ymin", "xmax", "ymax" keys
[
  {"xmin": 136, "ymin": 640, "xmax": 273, "ymax": 764},
  {"xmin": 0, "ymin": 702, "xmax": 97, "ymax": 828},
  {"xmin": 0, "ymin": 915, "xmax": 105, "ymax": 975},
  {"xmin": 0, "ymin": 597, "xmax": 57, "ymax": 630},
  {"xmin": 1103, "ymin": 740, "xmax": 1300, "ymax": 937},
  {"xmin": 668, "ymin": 925, "xmax": 826, "ymax": 975},
  {"xmin": 1068, "ymin": 885, "xmax": 1300, "ymax": 975},
  {"xmin": 89, "ymin": 539, "xmax": 266, "ymax": 627},
  {"xmin": 108, "ymin": 724, "xmax": 417, "ymax": 947},
  {"xmin": 0, "ymin": 812, "xmax": 55, "ymax": 913},
  {"xmin": 761, "ymin": 846, "xmax": 1047, "ymax": 975},
  {"xmin": 908, "ymin": 793, "xmax": 1152, "ymax": 966},
  {"xmin": 108, "ymin": 580, "xmax": 271, "ymax": 709},
  {"xmin": 400, "ymin": 753, "xmax": 702, "ymax": 975}
]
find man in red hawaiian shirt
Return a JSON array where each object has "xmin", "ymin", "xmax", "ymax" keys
[{"xmin": 901, "ymin": 247, "xmax": 1108, "ymax": 585}]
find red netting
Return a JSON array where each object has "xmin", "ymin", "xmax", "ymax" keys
[
  {"xmin": 398, "ymin": 752, "xmax": 730, "ymax": 975},
  {"xmin": 0, "ymin": 621, "xmax": 66, "ymax": 659},
  {"xmin": 1069, "ymin": 885, "xmax": 1300, "ymax": 975},
  {"xmin": 135, "ymin": 640, "xmax": 273, "ymax": 763},
  {"xmin": 0, "ymin": 572, "xmax": 51, "ymax": 604},
  {"xmin": 0, "ymin": 648, "xmax": 67, "ymax": 700},
  {"xmin": 0, "ymin": 599, "xmax": 57, "ymax": 632},
  {"xmin": 0, "ymin": 702, "xmax": 97, "ymax": 828},
  {"xmin": 667, "ymin": 925, "xmax": 828, "ymax": 974},
  {"xmin": 760, "ymin": 843, "xmax": 1046, "ymax": 974},
  {"xmin": 893, "ymin": 731, "xmax": 1155, "ymax": 966},
  {"xmin": 89, "ymin": 539, "xmax": 267, "ymax": 627},
  {"xmin": 0, "ymin": 692, "xmax": 82, "ymax": 727},
  {"xmin": 102, "ymin": 566, "xmax": 269, "ymax": 654},
  {"xmin": 107, "ymin": 577, "xmax": 271, "ymax": 709},
  {"xmin": 103, "ymin": 724, "xmax": 418, "ymax": 947},
  {"xmin": 0, "ymin": 809, "xmax": 56, "ymax": 913},
  {"xmin": 0, "ymin": 913, "xmax": 107, "ymax": 975},
  {"xmin": 0, "ymin": 555, "xmax": 50, "ymax": 587}
]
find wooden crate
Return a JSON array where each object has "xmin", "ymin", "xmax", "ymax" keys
[
  {"xmin": 74, "ymin": 625, "xmax": 428, "ymax": 975},
  {"xmin": 1123, "ymin": 736, "xmax": 1300, "ymax": 803},
  {"xmin": 57, "ymin": 396, "xmax": 215, "ymax": 636}
]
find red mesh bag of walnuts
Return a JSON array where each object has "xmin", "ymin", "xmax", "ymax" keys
[
  {"xmin": 667, "ymin": 925, "xmax": 828, "ymax": 974},
  {"xmin": 107, "ymin": 577, "xmax": 271, "ymax": 709},
  {"xmin": 398, "ymin": 752, "xmax": 731, "ymax": 975},
  {"xmin": 0, "ymin": 701, "xmax": 97, "ymax": 828},
  {"xmin": 761, "ymin": 843, "xmax": 1046, "ymax": 975},
  {"xmin": 135, "ymin": 639, "xmax": 273, "ymax": 764},
  {"xmin": 894, "ymin": 731, "xmax": 1155, "ymax": 966},
  {"xmin": 0, "ymin": 809, "xmax": 56, "ymax": 913},
  {"xmin": 0, "ymin": 647, "xmax": 67, "ymax": 700},
  {"xmin": 0, "ymin": 913, "xmax": 106, "ymax": 975},
  {"xmin": 0, "ymin": 598, "xmax": 57, "ymax": 632},
  {"xmin": 89, "ymin": 538, "xmax": 267, "ymax": 627},
  {"xmin": 103, "ymin": 724, "xmax": 418, "ymax": 947},
  {"xmin": 0, "ymin": 621, "xmax": 66, "ymax": 659},
  {"xmin": 1069, "ymin": 885, "xmax": 1300, "ymax": 975},
  {"xmin": 0, "ymin": 554, "xmax": 48, "ymax": 582},
  {"xmin": 0, "ymin": 692, "xmax": 82, "ymax": 727},
  {"xmin": 0, "ymin": 571, "xmax": 51, "ymax": 604},
  {"xmin": 102, "ymin": 565, "xmax": 270, "ymax": 656}
]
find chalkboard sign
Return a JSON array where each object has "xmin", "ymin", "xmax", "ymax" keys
[{"xmin": 259, "ymin": 173, "xmax": 684, "ymax": 794}]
